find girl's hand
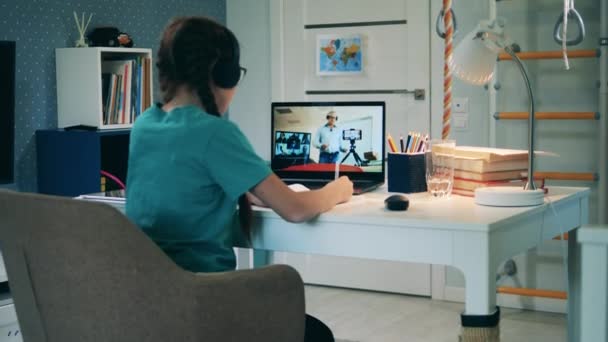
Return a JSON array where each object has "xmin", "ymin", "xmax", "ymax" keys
[{"xmin": 326, "ymin": 176, "xmax": 353, "ymax": 204}]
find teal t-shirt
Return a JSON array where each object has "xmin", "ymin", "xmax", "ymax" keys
[{"xmin": 126, "ymin": 104, "xmax": 271, "ymax": 273}]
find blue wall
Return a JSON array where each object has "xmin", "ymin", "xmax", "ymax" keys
[{"xmin": 0, "ymin": 0, "xmax": 225, "ymax": 191}]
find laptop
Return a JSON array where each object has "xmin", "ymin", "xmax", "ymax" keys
[{"xmin": 271, "ymin": 101, "xmax": 385, "ymax": 194}]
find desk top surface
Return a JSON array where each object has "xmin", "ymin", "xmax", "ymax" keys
[
  {"xmin": 252, "ymin": 186, "xmax": 590, "ymax": 232},
  {"xmin": 79, "ymin": 186, "xmax": 589, "ymax": 233}
]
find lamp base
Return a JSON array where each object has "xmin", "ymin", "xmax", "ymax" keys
[{"xmin": 474, "ymin": 186, "xmax": 545, "ymax": 207}]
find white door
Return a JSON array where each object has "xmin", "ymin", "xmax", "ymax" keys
[{"xmin": 228, "ymin": 0, "xmax": 432, "ymax": 295}]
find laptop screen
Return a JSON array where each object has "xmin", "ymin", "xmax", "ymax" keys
[{"xmin": 271, "ymin": 101, "xmax": 385, "ymax": 183}]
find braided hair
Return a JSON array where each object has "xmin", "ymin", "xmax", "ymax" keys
[{"xmin": 156, "ymin": 16, "xmax": 253, "ymax": 239}]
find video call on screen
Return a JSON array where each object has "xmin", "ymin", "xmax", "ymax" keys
[{"xmin": 272, "ymin": 105, "xmax": 383, "ymax": 173}]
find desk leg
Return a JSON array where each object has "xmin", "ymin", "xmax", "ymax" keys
[
  {"xmin": 458, "ymin": 263, "xmax": 500, "ymax": 341},
  {"xmin": 568, "ymin": 195, "xmax": 588, "ymax": 342},
  {"xmin": 568, "ymin": 228, "xmax": 581, "ymax": 342},
  {"xmin": 252, "ymin": 249, "xmax": 271, "ymax": 268},
  {"xmin": 454, "ymin": 232, "xmax": 500, "ymax": 341}
]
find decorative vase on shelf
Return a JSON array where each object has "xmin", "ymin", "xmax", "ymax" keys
[
  {"xmin": 73, "ymin": 11, "xmax": 92, "ymax": 48},
  {"xmin": 75, "ymin": 37, "xmax": 88, "ymax": 48}
]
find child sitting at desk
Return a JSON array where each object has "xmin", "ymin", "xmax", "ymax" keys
[{"xmin": 125, "ymin": 16, "xmax": 352, "ymax": 342}]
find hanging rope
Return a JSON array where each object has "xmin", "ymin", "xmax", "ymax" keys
[
  {"xmin": 553, "ymin": 0, "xmax": 587, "ymax": 69},
  {"xmin": 442, "ymin": 0, "xmax": 454, "ymax": 139},
  {"xmin": 562, "ymin": 0, "xmax": 572, "ymax": 69}
]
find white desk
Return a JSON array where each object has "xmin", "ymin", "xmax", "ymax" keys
[{"xmin": 248, "ymin": 186, "xmax": 589, "ymax": 340}]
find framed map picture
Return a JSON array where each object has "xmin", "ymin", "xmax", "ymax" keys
[{"xmin": 316, "ymin": 34, "xmax": 362, "ymax": 76}]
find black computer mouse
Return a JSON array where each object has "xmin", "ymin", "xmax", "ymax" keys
[{"xmin": 384, "ymin": 194, "xmax": 409, "ymax": 211}]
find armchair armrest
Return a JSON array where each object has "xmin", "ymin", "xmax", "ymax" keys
[{"xmin": 191, "ymin": 264, "xmax": 305, "ymax": 342}]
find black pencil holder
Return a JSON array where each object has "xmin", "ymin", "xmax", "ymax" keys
[{"xmin": 387, "ymin": 152, "xmax": 427, "ymax": 193}]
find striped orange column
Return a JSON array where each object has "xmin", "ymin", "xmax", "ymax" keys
[{"xmin": 442, "ymin": 0, "xmax": 453, "ymax": 140}]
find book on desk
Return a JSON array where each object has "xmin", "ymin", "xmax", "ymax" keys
[{"xmin": 445, "ymin": 146, "xmax": 548, "ymax": 197}]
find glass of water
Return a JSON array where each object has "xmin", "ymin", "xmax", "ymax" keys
[{"xmin": 425, "ymin": 139, "xmax": 455, "ymax": 198}]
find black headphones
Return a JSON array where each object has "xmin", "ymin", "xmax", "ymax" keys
[
  {"xmin": 172, "ymin": 22, "xmax": 242, "ymax": 89},
  {"xmin": 211, "ymin": 29, "xmax": 242, "ymax": 89},
  {"xmin": 326, "ymin": 114, "xmax": 338, "ymax": 121}
]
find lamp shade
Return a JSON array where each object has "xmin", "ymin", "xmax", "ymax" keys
[{"xmin": 448, "ymin": 24, "xmax": 502, "ymax": 85}]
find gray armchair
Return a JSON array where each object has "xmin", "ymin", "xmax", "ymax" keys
[{"xmin": 0, "ymin": 190, "xmax": 305, "ymax": 342}]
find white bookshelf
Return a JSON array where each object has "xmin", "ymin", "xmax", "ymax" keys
[{"xmin": 56, "ymin": 47, "xmax": 153, "ymax": 130}]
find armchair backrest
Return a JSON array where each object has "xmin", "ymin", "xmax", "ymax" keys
[
  {"xmin": 0, "ymin": 190, "xmax": 306, "ymax": 342},
  {"xmin": 0, "ymin": 190, "xmax": 200, "ymax": 341}
]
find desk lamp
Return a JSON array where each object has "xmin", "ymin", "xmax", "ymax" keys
[{"xmin": 448, "ymin": 19, "xmax": 545, "ymax": 206}]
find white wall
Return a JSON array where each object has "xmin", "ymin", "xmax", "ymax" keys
[
  {"xmin": 230, "ymin": 0, "xmax": 431, "ymax": 160},
  {"xmin": 227, "ymin": 0, "xmax": 272, "ymax": 160}
]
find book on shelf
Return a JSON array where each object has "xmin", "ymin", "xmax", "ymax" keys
[
  {"xmin": 130, "ymin": 57, "xmax": 139, "ymax": 123},
  {"xmin": 113, "ymin": 74, "xmax": 123, "ymax": 124},
  {"xmin": 141, "ymin": 59, "xmax": 146, "ymax": 112},
  {"xmin": 100, "ymin": 56, "xmax": 151, "ymax": 125},
  {"xmin": 143, "ymin": 57, "xmax": 151, "ymax": 110},
  {"xmin": 121, "ymin": 61, "xmax": 129, "ymax": 124},
  {"xmin": 102, "ymin": 60, "xmax": 132, "ymax": 124},
  {"xmin": 453, "ymin": 169, "xmax": 526, "ymax": 181},
  {"xmin": 101, "ymin": 73, "xmax": 111, "ymax": 122},
  {"xmin": 129, "ymin": 55, "xmax": 149, "ymax": 121}
]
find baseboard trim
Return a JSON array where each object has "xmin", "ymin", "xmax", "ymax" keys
[{"xmin": 443, "ymin": 286, "xmax": 566, "ymax": 314}]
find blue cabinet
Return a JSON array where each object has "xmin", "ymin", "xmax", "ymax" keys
[{"xmin": 36, "ymin": 129, "xmax": 130, "ymax": 196}]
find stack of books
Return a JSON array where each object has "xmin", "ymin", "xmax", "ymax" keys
[
  {"xmin": 101, "ymin": 57, "xmax": 152, "ymax": 126},
  {"xmin": 449, "ymin": 146, "xmax": 544, "ymax": 197}
]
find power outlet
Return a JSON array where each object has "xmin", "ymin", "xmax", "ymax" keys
[
  {"xmin": 453, "ymin": 113, "xmax": 469, "ymax": 130},
  {"xmin": 453, "ymin": 97, "xmax": 469, "ymax": 113}
]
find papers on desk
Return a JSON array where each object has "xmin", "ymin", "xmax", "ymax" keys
[
  {"xmin": 76, "ymin": 194, "xmax": 125, "ymax": 203},
  {"xmin": 75, "ymin": 194, "xmax": 126, "ymax": 212},
  {"xmin": 288, "ymin": 183, "xmax": 310, "ymax": 192}
]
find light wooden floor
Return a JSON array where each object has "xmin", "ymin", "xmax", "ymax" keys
[{"xmin": 305, "ymin": 285, "xmax": 566, "ymax": 342}]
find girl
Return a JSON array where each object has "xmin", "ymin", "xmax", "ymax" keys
[{"xmin": 126, "ymin": 16, "xmax": 353, "ymax": 341}]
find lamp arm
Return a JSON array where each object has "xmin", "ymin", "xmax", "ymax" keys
[{"xmin": 503, "ymin": 45, "xmax": 537, "ymax": 190}]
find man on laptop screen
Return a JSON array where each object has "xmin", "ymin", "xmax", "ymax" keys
[
  {"xmin": 313, "ymin": 110, "xmax": 347, "ymax": 164},
  {"xmin": 271, "ymin": 101, "xmax": 385, "ymax": 194}
]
